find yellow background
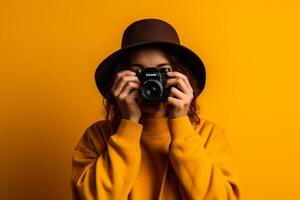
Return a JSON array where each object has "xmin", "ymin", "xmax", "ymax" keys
[{"xmin": 1, "ymin": 0, "xmax": 300, "ymax": 199}]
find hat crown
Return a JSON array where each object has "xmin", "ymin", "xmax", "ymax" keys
[{"xmin": 121, "ymin": 18, "xmax": 180, "ymax": 48}]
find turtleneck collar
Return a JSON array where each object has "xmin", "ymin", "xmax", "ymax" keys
[{"xmin": 139, "ymin": 116, "xmax": 170, "ymax": 136}]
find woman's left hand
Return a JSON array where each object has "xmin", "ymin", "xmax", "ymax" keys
[{"xmin": 164, "ymin": 71, "xmax": 194, "ymax": 119}]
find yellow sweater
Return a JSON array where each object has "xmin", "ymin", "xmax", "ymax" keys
[{"xmin": 71, "ymin": 115, "xmax": 241, "ymax": 200}]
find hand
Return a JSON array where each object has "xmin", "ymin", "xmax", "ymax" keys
[
  {"xmin": 164, "ymin": 71, "xmax": 194, "ymax": 119},
  {"xmin": 111, "ymin": 69, "xmax": 142, "ymax": 123}
]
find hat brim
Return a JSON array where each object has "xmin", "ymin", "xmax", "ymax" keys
[{"xmin": 95, "ymin": 40, "xmax": 206, "ymax": 99}]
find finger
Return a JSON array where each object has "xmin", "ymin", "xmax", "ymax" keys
[
  {"xmin": 165, "ymin": 96, "xmax": 185, "ymax": 108},
  {"xmin": 111, "ymin": 70, "xmax": 137, "ymax": 92},
  {"xmin": 165, "ymin": 77, "xmax": 190, "ymax": 94},
  {"xmin": 127, "ymin": 89, "xmax": 142, "ymax": 103},
  {"xmin": 118, "ymin": 82, "xmax": 140, "ymax": 100},
  {"xmin": 167, "ymin": 71, "xmax": 193, "ymax": 91},
  {"xmin": 127, "ymin": 88, "xmax": 137, "ymax": 97},
  {"xmin": 169, "ymin": 86, "xmax": 186, "ymax": 100},
  {"xmin": 113, "ymin": 76, "xmax": 140, "ymax": 97}
]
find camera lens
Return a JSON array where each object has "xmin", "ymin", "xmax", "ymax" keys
[{"xmin": 142, "ymin": 80, "xmax": 163, "ymax": 100}]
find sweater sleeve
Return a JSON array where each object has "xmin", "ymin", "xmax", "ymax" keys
[
  {"xmin": 168, "ymin": 115, "xmax": 241, "ymax": 200},
  {"xmin": 71, "ymin": 119, "xmax": 143, "ymax": 200}
]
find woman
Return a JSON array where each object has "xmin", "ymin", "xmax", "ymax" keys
[{"xmin": 71, "ymin": 18, "xmax": 241, "ymax": 200}]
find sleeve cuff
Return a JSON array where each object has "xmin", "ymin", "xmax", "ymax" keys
[
  {"xmin": 114, "ymin": 118, "xmax": 143, "ymax": 147},
  {"xmin": 168, "ymin": 115, "xmax": 198, "ymax": 140}
]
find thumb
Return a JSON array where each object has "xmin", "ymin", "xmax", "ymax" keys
[{"xmin": 128, "ymin": 90, "xmax": 140, "ymax": 102}]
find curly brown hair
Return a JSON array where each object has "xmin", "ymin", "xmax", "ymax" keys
[{"xmin": 101, "ymin": 44, "xmax": 202, "ymax": 134}]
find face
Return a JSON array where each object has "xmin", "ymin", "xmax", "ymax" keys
[{"xmin": 127, "ymin": 47, "xmax": 173, "ymax": 115}]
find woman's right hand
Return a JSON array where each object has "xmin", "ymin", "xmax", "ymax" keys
[{"xmin": 110, "ymin": 69, "xmax": 142, "ymax": 123}]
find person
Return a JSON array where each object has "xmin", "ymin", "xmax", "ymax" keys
[{"xmin": 71, "ymin": 18, "xmax": 241, "ymax": 200}]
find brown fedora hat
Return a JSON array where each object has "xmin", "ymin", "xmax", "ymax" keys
[{"xmin": 95, "ymin": 18, "xmax": 206, "ymax": 99}]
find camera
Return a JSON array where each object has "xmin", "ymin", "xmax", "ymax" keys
[{"xmin": 134, "ymin": 67, "xmax": 170, "ymax": 103}]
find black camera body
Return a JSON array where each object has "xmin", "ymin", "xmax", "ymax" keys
[{"xmin": 134, "ymin": 67, "xmax": 171, "ymax": 103}]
